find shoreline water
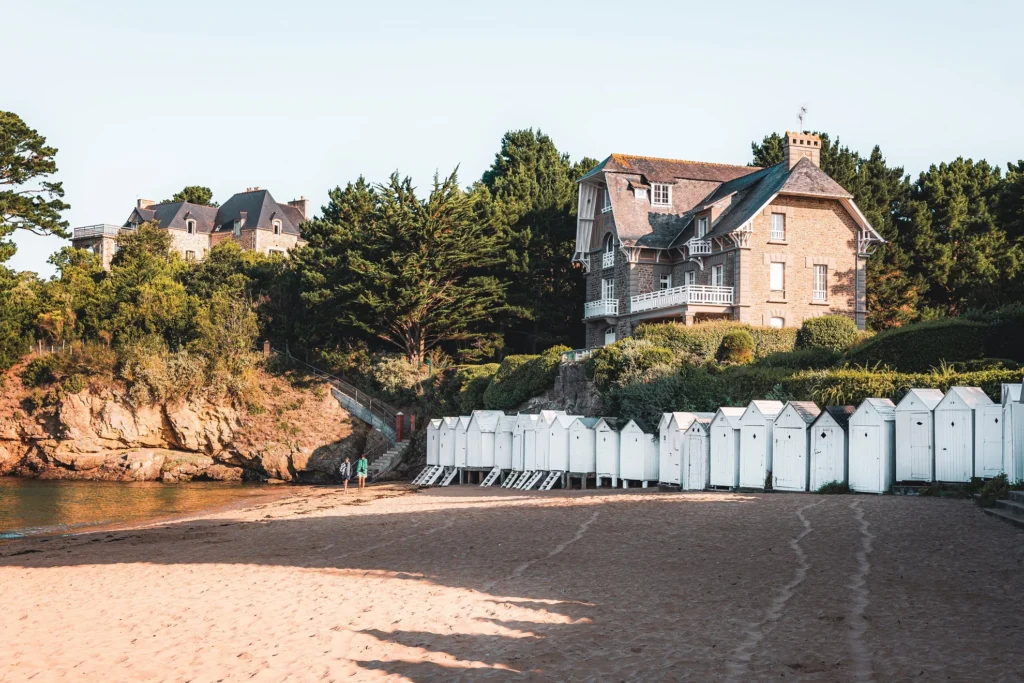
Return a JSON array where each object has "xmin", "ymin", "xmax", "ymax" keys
[{"xmin": 0, "ymin": 477, "xmax": 300, "ymax": 542}]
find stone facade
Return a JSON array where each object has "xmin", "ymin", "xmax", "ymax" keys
[{"xmin": 168, "ymin": 228, "xmax": 213, "ymax": 262}]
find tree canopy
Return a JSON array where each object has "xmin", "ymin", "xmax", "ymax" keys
[
  {"xmin": 0, "ymin": 111, "xmax": 70, "ymax": 262},
  {"xmin": 164, "ymin": 185, "xmax": 217, "ymax": 207}
]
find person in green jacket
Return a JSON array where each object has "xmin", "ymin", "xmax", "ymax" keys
[{"xmin": 356, "ymin": 453, "xmax": 369, "ymax": 489}]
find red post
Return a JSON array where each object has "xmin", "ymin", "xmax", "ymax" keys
[
  {"xmin": 395, "ymin": 412, "xmax": 404, "ymax": 442},
  {"xmin": 410, "ymin": 414, "xmax": 417, "ymax": 432}
]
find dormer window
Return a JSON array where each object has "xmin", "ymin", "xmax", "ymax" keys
[
  {"xmin": 233, "ymin": 221, "xmax": 241, "ymax": 237},
  {"xmin": 185, "ymin": 219, "xmax": 196, "ymax": 235},
  {"xmin": 652, "ymin": 183, "xmax": 671, "ymax": 206},
  {"xmin": 272, "ymin": 219, "xmax": 282, "ymax": 235},
  {"xmin": 601, "ymin": 188, "xmax": 612, "ymax": 213},
  {"xmin": 696, "ymin": 216, "xmax": 709, "ymax": 238}
]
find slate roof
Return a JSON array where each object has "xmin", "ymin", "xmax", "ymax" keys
[
  {"xmin": 125, "ymin": 189, "xmax": 305, "ymax": 236},
  {"xmin": 821, "ymin": 405, "xmax": 856, "ymax": 430},
  {"xmin": 859, "ymin": 398, "xmax": 896, "ymax": 419},
  {"xmin": 574, "ymin": 417, "xmax": 601, "ymax": 429},
  {"xmin": 785, "ymin": 401, "xmax": 822, "ymax": 425},
  {"xmin": 581, "ymin": 151, "xmax": 870, "ymax": 249}
]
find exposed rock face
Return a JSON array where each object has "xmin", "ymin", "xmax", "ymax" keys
[
  {"xmin": 0, "ymin": 373, "xmax": 369, "ymax": 483},
  {"xmin": 517, "ymin": 361, "xmax": 606, "ymax": 416}
]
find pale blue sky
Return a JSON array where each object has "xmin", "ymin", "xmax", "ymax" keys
[{"xmin": 6, "ymin": 0, "xmax": 1022, "ymax": 276}]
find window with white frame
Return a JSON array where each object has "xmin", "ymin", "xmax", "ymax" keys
[
  {"xmin": 602, "ymin": 188, "xmax": 612, "ymax": 213},
  {"xmin": 233, "ymin": 221, "xmax": 241, "ymax": 237},
  {"xmin": 269, "ymin": 248, "xmax": 286, "ymax": 256},
  {"xmin": 660, "ymin": 273, "xmax": 672, "ymax": 290},
  {"xmin": 711, "ymin": 264, "xmax": 724, "ymax": 287},
  {"xmin": 813, "ymin": 264, "xmax": 827, "ymax": 301},
  {"xmin": 602, "ymin": 278, "xmax": 615, "ymax": 300},
  {"xmin": 770, "ymin": 262, "xmax": 785, "ymax": 293},
  {"xmin": 770, "ymin": 213, "xmax": 786, "ymax": 240},
  {"xmin": 272, "ymin": 219, "xmax": 282, "ymax": 235},
  {"xmin": 696, "ymin": 216, "xmax": 709, "ymax": 238},
  {"xmin": 684, "ymin": 270, "xmax": 696, "ymax": 286},
  {"xmin": 652, "ymin": 183, "xmax": 671, "ymax": 206},
  {"xmin": 769, "ymin": 316, "xmax": 785, "ymax": 329},
  {"xmin": 185, "ymin": 250, "xmax": 196, "ymax": 262},
  {"xmin": 186, "ymin": 219, "xmax": 196, "ymax": 235},
  {"xmin": 604, "ymin": 233, "xmax": 615, "ymax": 253}
]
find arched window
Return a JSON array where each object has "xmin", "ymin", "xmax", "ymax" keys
[
  {"xmin": 185, "ymin": 219, "xmax": 196, "ymax": 235},
  {"xmin": 272, "ymin": 219, "xmax": 282, "ymax": 235},
  {"xmin": 604, "ymin": 233, "xmax": 615, "ymax": 253}
]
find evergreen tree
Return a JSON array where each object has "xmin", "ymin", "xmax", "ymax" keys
[
  {"xmin": 0, "ymin": 111, "xmax": 70, "ymax": 262},
  {"xmin": 164, "ymin": 185, "xmax": 218, "ymax": 207}
]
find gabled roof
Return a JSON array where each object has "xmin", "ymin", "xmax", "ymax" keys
[
  {"xmin": 538, "ymin": 410, "xmax": 567, "ymax": 425},
  {"xmin": 744, "ymin": 400, "xmax": 785, "ymax": 420},
  {"xmin": 440, "ymin": 416, "xmax": 460, "ymax": 429},
  {"xmin": 783, "ymin": 401, "xmax": 822, "ymax": 425},
  {"xmin": 896, "ymin": 388, "xmax": 944, "ymax": 411},
  {"xmin": 552, "ymin": 414, "xmax": 583, "ymax": 428},
  {"xmin": 685, "ymin": 413, "xmax": 715, "ymax": 432},
  {"xmin": 128, "ymin": 201, "xmax": 219, "ymax": 233},
  {"xmin": 469, "ymin": 410, "xmax": 505, "ymax": 432},
  {"xmin": 713, "ymin": 406, "xmax": 746, "ymax": 428},
  {"xmin": 579, "ymin": 154, "xmax": 758, "ymax": 185},
  {"xmin": 514, "ymin": 413, "xmax": 541, "ymax": 430},
  {"xmin": 817, "ymin": 405, "xmax": 855, "ymax": 430},
  {"xmin": 429, "ymin": 418, "xmax": 442, "ymax": 429},
  {"xmin": 1003, "ymin": 383, "xmax": 1022, "ymax": 405},
  {"xmin": 125, "ymin": 189, "xmax": 305, "ymax": 236},
  {"xmin": 573, "ymin": 417, "xmax": 601, "ymax": 429},
  {"xmin": 498, "ymin": 414, "xmax": 518, "ymax": 431},
  {"xmin": 856, "ymin": 398, "xmax": 896, "ymax": 420},
  {"xmin": 595, "ymin": 417, "xmax": 622, "ymax": 430},
  {"xmin": 621, "ymin": 418, "xmax": 649, "ymax": 433},
  {"xmin": 936, "ymin": 386, "xmax": 994, "ymax": 410},
  {"xmin": 660, "ymin": 411, "xmax": 701, "ymax": 431}
]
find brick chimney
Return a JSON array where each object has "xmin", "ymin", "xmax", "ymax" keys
[
  {"xmin": 784, "ymin": 131, "xmax": 821, "ymax": 169},
  {"xmin": 137, "ymin": 198, "xmax": 155, "ymax": 210},
  {"xmin": 288, "ymin": 196, "xmax": 310, "ymax": 221}
]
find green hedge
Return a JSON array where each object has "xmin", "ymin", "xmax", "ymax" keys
[
  {"xmin": 633, "ymin": 321, "xmax": 797, "ymax": 362},
  {"xmin": 845, "ymin": 319, "xmax": 989, "ymax": 371},
  {"xmin": 482, "ymin": 347, "xmax": 567, "ymax": 411},
  {"xmin": 718, "ymin": 330, "xmax": 754, "ymax": 364},
  {"xmin": 588, "ymin": 338, "xmax": 675, "ymax": 391},
  {"xmin": 796, "ymin": 315, "xmax": 859, "ymax": 351}
]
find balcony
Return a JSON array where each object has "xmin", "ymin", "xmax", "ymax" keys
[
  {"xmin": 584, "ymin": 299, "xmax": 619, "ymax": 319},
  {"xmin": 630, "ymin": 285, "xmax": 734, "ymax": 313},
  {"xmin": 686, "ymin": 238, "xmax": 712, "ymax": 255},
  {"xmin": 72, "ymin": 224, "xmax": 127, "ymax": 240},
  {"xmin": 601, "ymin": 251, "xmax": 615, "ymax": 269}
]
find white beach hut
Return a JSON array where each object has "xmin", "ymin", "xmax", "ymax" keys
[
  {"xmin": 772, "ymin": 402, "xmax": 821, "ymax": 492},
  {"xmin": 934, "ymin": 387, "xmax": 994, "ymax": 482},
  {"xmin": 848, "ymin": 398, "xmax": 897, "ymax": 494},
  {"xmin": 974, "ymin": 384, "xmax": 1017, "ymax": 479},
  {"xmin": 808, "ymin": 406, "xmax": 854, "ymax": 491},
  {"xmin": 658, "ymin": 412, "xmax": 702, "ymax": 486},
  {"xmin": 738, "ymin": 401, "xmax": 785, "ymax": 490},
  {"xmin": 493, "ymin": 414, "xmax": 517, "ymax": 471},
  {"xmin": 894, "ymin": 388, "xmax": 944, "ymax": 483},
  {"xmin": 569, "ymin": 417, "xmax": 601, "ymax": 477},
  {"xmin": 532, "ymin": 410, "xmax": 566, "ymax": 472},
  {"xmin": 681, "ymin": 415, "xmax": 714, "ymax": 491},
  {"xmin": 595, "ymin": 417, "xmax": 622, "ymax": 487},
  {"xmin": 1004, "ymin": 384, "xmax": 1024, "ymax": 483},
  {"xmin": 426, "ymin": 418, "xmax": 442, "ymax": 467},
  {"xmin": 466, "ymin": 410, "xmax": 505, "ymax": 470},
  {"xmin": 438, "ymin": 416, "xmax": 459, "ymax": 468},
  {"xmin": 709, "ymin": 407, "xmax": 745, "ymax": 489},
  {"xmin": 511, "ymin": 413, "xmax": 539, "ymax": 472},
  {"xmin": 547, "ymin": 414, "xmax": 582, "ymax": 473},
  {"xmin": 454, "ymin": 416, "xmax": 471, "ymax": 469},
  {"xmin": 619, "ymin": 420, "xmax": 659, "ymax": 487}
]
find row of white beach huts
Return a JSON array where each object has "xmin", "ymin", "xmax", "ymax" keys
[{"xmin": 413, "ymin": 384, "xmax": 1024, "ymax": 493}]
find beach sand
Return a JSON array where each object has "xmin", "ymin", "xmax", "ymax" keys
[{"xmin": 2, "ymin": 484, "xmax": 1023, "ymax": 681}]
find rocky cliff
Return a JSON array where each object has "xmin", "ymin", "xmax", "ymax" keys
[{"xmin": 0, "ymin": 368, "xmax": 376, "ymax": 483}]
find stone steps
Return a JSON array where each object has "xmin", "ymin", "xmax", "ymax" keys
[
  {"xmin": 983, "ymin": 507, "xmax": 1024, "ymax": 531},
  {"xmin": 983, "ymin": 490, "xmax": 1024, "ymax": 531},
  {"xmin": 368, "ymin": 440, "xmax": 410, "ymax": 478}
]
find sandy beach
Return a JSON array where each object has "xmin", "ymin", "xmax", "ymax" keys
[{"xmin": 2, "ymin": 484, "xmax": 1024, "ymax": 682}]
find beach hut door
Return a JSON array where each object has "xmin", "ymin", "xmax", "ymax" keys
[
  {"xmin": 814, "ymin": 426, "xmax": 840, "ymax": 485},
  {"xmin": 857, "ymin": 425, "xmax": 880, "ymax": 490},
  {"xmin": 909, "ymin": 413, "xmax": 931, "ymax": 480},
  {"xmin": 773, "ymin": 427, "xmax": 801, "ymax": 489},
  {"xmin": 980, "ymin": 411, "xmax": 1003, "ymax": 475},
  {"xmin": 742, "ymin": 425, "xmax": 766, "ymax": 485},
  {"xmin": 686, "ymin": 433, "xmax": 707, "ymax": 489}
]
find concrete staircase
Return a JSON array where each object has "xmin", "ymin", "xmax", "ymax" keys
[
  {"xmin": 368, "ymin": 440, "xmax": 411, "ymax": 480},
  {"xmin": 983, "ymin": 490, "xmax": 1024, "ymax": 530}
]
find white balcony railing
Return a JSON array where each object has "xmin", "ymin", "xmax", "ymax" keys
[
  {"xmin": 630, "ymin": 285, "xmax": 734, "ymax": 313},
  {"xmin": 601, "ymin": 251, "xmax": 615, "ymax": 269},
  {"xmin": 687, "ymin": 238, "xmax": 712, "ymax": 255},
  {"xmin": 584, "ymin": 299, "xmax": 619, "ymax": 319},
  {"xmin": 72, "ymin": 224, "xmax": 126, "ymax": 240}
]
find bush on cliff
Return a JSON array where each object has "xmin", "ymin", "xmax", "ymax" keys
[
  {"xmin": 845, "ymin": 319, "xmax": 989, "ymax": 371},
  {"xmin": 633, "ymin": 321, "xmax": 797, "ymax": 363},
  {"xmin": 718, "ymin": 330, "xmax": 755, "ymax": 364},
  {"xmin": 482, "ymin": 346, "xmax": 568, "ymax": 410},
  {"xmin": 588, "ymin": 338, "xmax": 675, "ymax": 391},
  {"xmin": 796, "ymin": 315, "xmax": 860, "ymax": 351}
]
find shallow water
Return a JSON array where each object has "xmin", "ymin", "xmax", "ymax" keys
[{"xmin": 0, "ymin": 478, "xmax": 275, "ymax": 539}]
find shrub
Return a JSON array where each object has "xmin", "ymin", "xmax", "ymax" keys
[
  {"xmin": 61, "ymin": 373, "xmax": 86, "ymax": 394},
  {"xmin": 588, "ymin": 338, "xmax": 675, "ymax": 391},
  {"xmin": 718, "ymin": 330, "xmax": 754, "ymax": 364},
  {"xmin": 817, "ymin": 480, "xmax": 851, "ymax": 494},
  {"xmin": 20, "ymin": 356, "xmax": 58, "ymax": 387},
  {"xmin": 976, "ymin": 474, "xmax": 1009, "ymax": 508},
  {"xmin": 482, "ymin": 348, "xmax": 563, "ymax": 411},
  {"xmin": 755, "ymin": 347, "xmax": 843, "ymax": 370},
  {"xmin": 455, "ymin": 364, "xmax": 499, "ymax": 413},
  {"xmin": 634, "ymin": 321, "xmax": 796, "ymax": 362},
  {"xmin": 369, "ymin": 354, "xmax": 427, "ymax": 405},
  {"xmin": 846, "ymin": 319, "xmax": 988, "ymax": 372},
  {"xmin": 797, "ymin": 315, "xmax": 860, "ymax": 351}
]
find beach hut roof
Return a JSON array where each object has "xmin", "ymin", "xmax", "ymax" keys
[
  {"xmin": 660, "ymin": 412, "xmax": 702, "ymax": 430},
  {"xmin": 713, "ymin": 406, "xmax": 746, "ymax": 428},
  {"xmin": 573, "ymin": 417, "xmax": 601, "ymax": 429},
  {"xmin": 429, "ymin": 418, "xmax": 442, "ymax": 429},
  {"xmin": 595, "ymin": 417, "xmax": 622, "ymax": 430},
  {"xmin": 514, "ymin": 413, "xmax": 540, "ymax": 430},
  {"xmin": 744, "ymin": 400, "xmax": 785, "ymax": 420},
  {"xmin": 622, "ymin": 419, "xmax": 647, "ymax": 433},
  {"xmin": 457, "ymin": 415, "xmax": 472, "ymax": 428},
  {"xmin": 938, "ymin": 386, "xmax": 994, "ymax": 410},
  {"xmin": 538, "ymin": 410, "xmax": 567, "ymax": 424},
  {"xmin": 469, "ymin": 410, "xmax": 504, "ymax": 431},
  {"xmin": 896, "ymin": 388, "xmax": 944, "ymax": 411},
  {"xmin": 498, "ymin": 414, "xmax": 518, "ymax": 430},
  {"xmin": 858, "ymin": 397, "xmax": 896, "ymax": 419},
  {"xmin": 553, "ymin": 413, "xmax": 583, "ymax": 428},
  {"xmin": 785, "ymin": 401, "xmax": 821, "ymax": 425},
  {"xmin": 442, "ymin": 416, "xmax": 460, "ymax": 427},
  {"xmin": 1001, "ymin": 383, "xmax": 1022, "ymax": 404},
  {"xmin": 818, "ymin": 405, "xmax": 855, "ymax": 430}
]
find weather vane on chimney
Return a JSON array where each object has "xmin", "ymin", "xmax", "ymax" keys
[{"xmin": 798, "ymin": 106, "xmax": 808, "ymax": 133}]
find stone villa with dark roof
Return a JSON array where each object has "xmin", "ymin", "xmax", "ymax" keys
[
  {"xmin": 71, "ymin": 188, "xmax": 309, "ymax": 269},
  {"xmin": 573, "ymin": 132, "xmax": 882, "ymax": 347}
]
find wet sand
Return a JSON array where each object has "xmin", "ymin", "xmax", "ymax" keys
[{"xmin": 2, "ymin": 484, "xmax": 1023, "ymax": 681}]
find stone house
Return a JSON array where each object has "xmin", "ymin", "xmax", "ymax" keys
[
  {"xmin": 71, "ymin": 188, "xmax": 309, "ymax": 269},
  {"xmin": 573, "ymin": 132, "xmax": 882, "ymax": 348}
]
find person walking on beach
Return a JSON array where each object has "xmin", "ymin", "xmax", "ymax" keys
[
  {"xmin": 338, "ymin": 456, "xmax": 352, "ymax": 493},
  {"xmin": 356, "ymin": 453, "xmax": 369, "ymax": 490}
]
